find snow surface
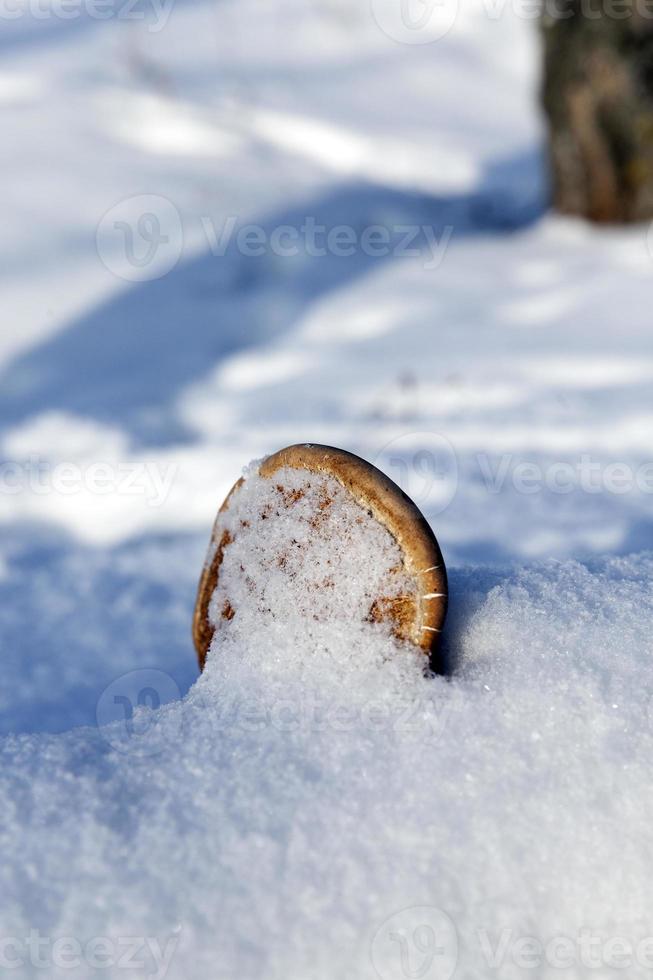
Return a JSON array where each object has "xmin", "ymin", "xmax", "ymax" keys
[
  {"xmin": 206, "ymin": 463, "xmax": 416, "ymax": 657},
  {"xmin": 2, "ymin": 0, "xmax": 653, "ymax": 976},
  {"xmin": 5, "ymin": 554, "xmax": 653, "ymax": 979}
]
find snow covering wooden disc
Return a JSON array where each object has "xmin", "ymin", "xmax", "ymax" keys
[{"xmin": 193, "ymin": 444, "xmax": 447, "ymax": 671}]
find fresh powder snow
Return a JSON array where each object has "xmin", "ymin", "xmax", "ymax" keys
[
  {"xmin": 1, "ymin": 0, "xmax": 653, "ymax": 977},
  {"xmin": 205, "ymin": 462, "xmax": 417, "ymax": 660}
]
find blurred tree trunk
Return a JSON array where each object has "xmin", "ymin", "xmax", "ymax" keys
[{"xmin": 541, "ymin": 0, "xmax": 653, "ymax": 222}]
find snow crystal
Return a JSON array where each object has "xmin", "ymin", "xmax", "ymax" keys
[
  {"xmin": 2, "ymin": 551, "xmax": 653, "ymax": 978},
  {"xmin": 206, "ymin": 464, "xmax": 418, "ymax": 671}
]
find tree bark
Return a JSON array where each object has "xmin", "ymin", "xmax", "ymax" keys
[{"xmin": 541, "ymin": 0, "xmax": 653, "ymax": 222}]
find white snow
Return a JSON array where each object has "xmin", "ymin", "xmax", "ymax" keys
[
  {"xmin": 2, "ymin": 0, "xmax": 653, "ymax": 976},
  {"xmin": 206, "ymin": 463, "xmax": 416, "ymax": 659},
  {"xmin": 4, "ymin": 554, "xmax": 653, "ymax": 978}
]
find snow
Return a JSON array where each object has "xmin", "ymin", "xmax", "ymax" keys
[
  {"xmin": 2, "ymin": 0, "xmax": 653, "ymax": 976},
  {"xmin": 205, "ymin": 463, "xmax": 416, "ymax": 660},
  {"xmin": 4, "ymin": 554, "xmax": 653, "ymax": 978}
]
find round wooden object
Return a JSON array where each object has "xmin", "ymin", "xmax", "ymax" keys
[{"xmin": 193, "ymin": 444, "xmax": 447, "ymax": 671}]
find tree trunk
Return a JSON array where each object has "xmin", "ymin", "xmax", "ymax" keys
[{"xmin": 541, "ymin": 0, "xmax": 653, "ymax": 222}]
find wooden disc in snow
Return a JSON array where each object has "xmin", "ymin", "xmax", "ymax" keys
[{"xmin": 193, "ymin": 444, "xmax": 447, "ymax": 671}]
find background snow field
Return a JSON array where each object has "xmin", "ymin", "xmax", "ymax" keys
[{"xmin": 1, "ymin": 0, "xmax": 653, "ymax": 976}]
